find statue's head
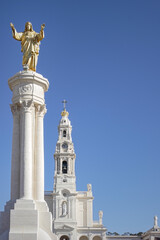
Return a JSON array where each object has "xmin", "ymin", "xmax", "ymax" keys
[{"xmin": 25, "ymin": 22, "xmax": 33, "ymax": 32}]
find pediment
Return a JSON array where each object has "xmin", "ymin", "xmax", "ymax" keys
[{"xmin": 62, "ymin": 224, "xmax": 74, "ymax": 230}]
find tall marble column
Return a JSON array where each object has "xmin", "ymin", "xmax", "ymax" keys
[
  {"xmin": 20, "ymin": 100, "xmax": 33, "ymax": 199},
  {"xmin": 10, "ymin": 104, "xmax": 20, "ymax": 201},
  {"xmin": 35, "ymin": 104, "xmax": 46, "ymax": 201}
]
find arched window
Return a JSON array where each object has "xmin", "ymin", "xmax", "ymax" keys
[
  {"xmin": 63, "ymin": 130, "xmax": 66, "ymax": 137},
  {"xmin": 93, "ymin": 236, "xmax": 102, "ymax": 240},
  {"xmin": 62, "ymin": 161, "xmax": 67, "ymax": 174},
  {"xmin": 79, "ymin": 236, "xmax": 88, "ymax": 240},
  {"xmin": 60, "ymin": 236, "xmax": 69, "ymax": 240}
]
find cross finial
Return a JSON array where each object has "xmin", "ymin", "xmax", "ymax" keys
[{"xmin": 62, "ymin": 99, "xmax": 67, "ymax": 110}]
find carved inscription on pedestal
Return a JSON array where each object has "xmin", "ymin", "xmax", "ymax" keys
[{"xmin": 19, "ymin": 84, "xmax": 33, "ymax": 95}]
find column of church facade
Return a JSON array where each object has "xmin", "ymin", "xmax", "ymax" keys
[
  {"xmin": 87, "ymin": 199, "xmax": 93, "ymax": 226},
  {"xmin": 55, "ymin": 157, "xmax": 57, "ymax": 174},
  {"xmin": 68, "ymin": 158, "xmax": 71, "ymax": 174},
  {"xmin": 88, "ymin": 233, "xmax": 92, "ymax": 240}
]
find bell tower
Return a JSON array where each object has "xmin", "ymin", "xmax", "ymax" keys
[
  {"xmin": 44, "ymin": 100, "xmax": 107, "ymax": 239},
  {"xmin": 52, "ymin": 101, "xmax": 77, "ymax": 239},
  {"xmin": 53, "ymin": 100, "xmax": 76, "ymax": 193}
]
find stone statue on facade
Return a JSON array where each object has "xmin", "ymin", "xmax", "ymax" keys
[
  {"xmin": 154, "ymin": 216, "xmax": 158, "ymax": 228},
  {"xmin": 99, "ymin": 210, "xmax": 103, "ymax": 225},
  {"xmin": 10, "ymin": 22, "xmax": 45, "ymax": 71},
  {"xmin": 87, "ymin": 184, "xmax": 92, "ymax": 192},
  {"xmin": 62, "ymin": 201, "xmax": 67, "ymax": 216}
]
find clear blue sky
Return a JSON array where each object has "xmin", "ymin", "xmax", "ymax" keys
[{"xmin": 0, "ymin": 0, "xmax": 160, "ymax": 235}]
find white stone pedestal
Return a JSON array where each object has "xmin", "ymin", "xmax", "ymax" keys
[
  {"xmin": 9, "ymin": 199, "xmax": 56, "ymax": 240},
  {"xmin": 0, "ymin": 70, "xmax": 57, "ymax": 240}
]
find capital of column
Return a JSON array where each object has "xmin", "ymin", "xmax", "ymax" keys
[
  {"xmin": 10, "ymin": 103, "xmax": 20, "ymax": 116},
  {"xmin": 20, "ymin": 100, "xmax": 34, "ymax": 113},
  {"xmin": 35, "ymin": 104, "xmax": 47, "ymax": 117}
]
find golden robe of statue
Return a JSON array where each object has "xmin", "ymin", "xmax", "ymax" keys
[{"xmin": 10, "ymin": 22, "xmax": 45, "ymax": 71}]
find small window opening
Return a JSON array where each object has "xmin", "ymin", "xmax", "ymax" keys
[
  {"xmin": 60, "ymin": 235, "xmax": 69, "ymax": 240},
  {"xmin": 63, "ymin": 130, "xmax": 66, "ymax": 137},
  {"xmin": 62, "ymin": 161, "xmax": 67, "ymax": 174}
]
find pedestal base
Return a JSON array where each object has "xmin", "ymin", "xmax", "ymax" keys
[
  {"xmin": 0, "ymin": 199, "xmax": 57, "ymax": 240},
  {"xmin": 9, "ymin": 199, "xmax": 57, "ymax": 240}
]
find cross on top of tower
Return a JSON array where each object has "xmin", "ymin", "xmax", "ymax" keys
[
  {"xmin": 62, "ymin": 99, "xmax": 67, "ymax": 110},
  {"xmin": 61, "ymin": 100, "xmax": 69, "ymax": 117}
]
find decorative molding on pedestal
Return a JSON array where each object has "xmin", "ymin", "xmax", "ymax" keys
[
  {"xmin": 8, "ymin": 70, "xmax": 49, "ymax": 105},
  {"xmin": 19, "ymin": 83, "xmax": 33, "ymax": 94}
]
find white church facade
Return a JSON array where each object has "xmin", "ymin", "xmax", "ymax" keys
[{"xmin": 44, "ymin": 104, "xmax": 106, "ymax": 240}]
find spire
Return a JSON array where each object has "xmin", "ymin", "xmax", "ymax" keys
[
  {"xmin": 62, "ymin": 99, "xmax": 67, "ymax": 110},
  {"xmin": 61, "ymin": 99, "xmax": 69, "ymax": 117}
]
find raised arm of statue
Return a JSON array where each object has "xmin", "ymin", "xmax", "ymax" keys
[
  {"xmin": 10, "ymin": 23, "xmax": 15, "ymax": 35},
  {"xmin": 36, "ymin": 24, "xmax": 45, "ymax": 42},
  {"xmin": 10, "ymin": 23, "xmax": 23, "ymax": 41}
]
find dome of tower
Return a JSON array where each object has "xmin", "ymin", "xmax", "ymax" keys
[
  {"xmin": 61, "ymin": 109, "xmax": 69, "ymax": 117},
  {"xmin": 59, "ymin": 109, "xmax": 71, "ymax": 126}
]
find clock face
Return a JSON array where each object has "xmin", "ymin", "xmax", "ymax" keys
[{"xmin": 62, "ymin": 143, "xmax": 68, "ymax": 149}]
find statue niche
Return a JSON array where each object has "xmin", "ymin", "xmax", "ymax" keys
[{"xmin": 62, "ymin": 201, "xmax": 67, "ymax": 216}]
